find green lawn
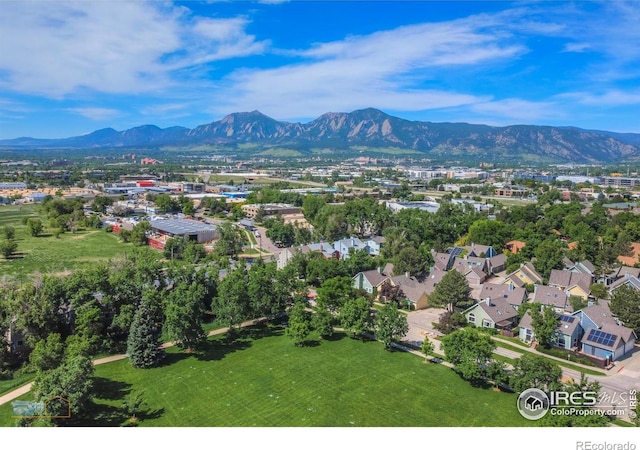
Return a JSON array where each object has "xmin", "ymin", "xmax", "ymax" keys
[
  {"xmin": 0, "ymin": 373, "xmax": 33, "ymax": 396},
  {"xmin": 0, "ymin": 326, "xmax": 533, "ymax": 427},
  {"xmin": 0, "ymin": 205, "xmax": 138, "ymax": 279}
]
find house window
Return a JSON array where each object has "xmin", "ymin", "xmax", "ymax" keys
[
  {"xmin": 468, "ymin": 313, "xmax": 475, "ymax": 323},
  {"xmin": 482, "ymin": 319, "xmax": 492, "ymax": 328},
  {"xmin": 17, "ymin": 340, "xmax": 23, "ymax": 346}
]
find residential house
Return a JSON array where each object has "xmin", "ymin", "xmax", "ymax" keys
[
  {"xmin": 503, "ymin": 262, "xmax": 543, "ymax": 289},
  {"xmin": 352, "ymin": 263, "xmax": 394, "ymax": 296},
  {"xmin": 5, "ymin": 318, "xmax": 27, "ymax": 353},
  {"xmin": 565, "ymin": 259, "xmax": 597, "ymax": 279},
  {"xmin": 518, "ymin": 310, "xmax": 583, "ymax": 350},
  {"xmin": 617, "ymin": 242, "xmax": 640, "ymax": 267},
  {"xmin": 609, "ymin": 272, "xmax": 640, "ymax": 294},
  {"xmin": 487, "ymin": 253, "xmax": 508, "ymax": 274},
  {"xmin": 431, "ymin": 251, "xmax": 456, "ymax": 272},
  {"xmin": 463, "ymin": 243, "xmax": 497, "ymax": 258},
  {"xmin": 365, "ymin": 236, "xmax": 385, "ymax": 256},
  {"xmin": 389, "ymin": 273, "xmax": 430, "ymax": 310},
  {"xmin": 451, "ymin": 258, "xmax": 487, "ymax": 286},
  {"xmin": 478, "ymin": 283, "xmax": 528, "ymax": 310},
  {"xmin": 599, "ymin": 266, "xmax": 640, "ymax": 286},
  {"xmin": 532, "ymin": 285, "xmax": 571, "ymax": 313},
  {"xmin": 276, "ymin": 242, "xmax": 338, "ymax": 270},
  {"xmin": 333, "ymin": 237, "xmax": 369, "ymax": 260},
  {"xmin": 463, "ymin": 297, "xmax": 519, "ymax": 330},
  {"xmin": 572, "ymin": 301, "xmax": 637, "ymax": 362},
  {"xmin": 548, "ymin": 269, "xmax": 592, "ymax": 301}
]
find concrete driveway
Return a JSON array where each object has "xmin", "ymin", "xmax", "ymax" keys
[{"xmin": 402, "ymin": 307, "xmax": 447, "ymax": 348}]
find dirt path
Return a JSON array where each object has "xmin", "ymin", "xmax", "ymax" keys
[{"xmin": 0, "ymin": 318, "xmax": 263, "ymax": 407}]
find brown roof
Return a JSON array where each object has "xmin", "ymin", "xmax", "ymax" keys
[
  {"xmin": 533, "ymin": 285, "xmax": 568, "ymax": 309},
  {"xmin": 478, "ymin": 283, "xmax": 527, "ymax": 307},
  {"xmin": 549, "ymin": 270, "xmax": 592, "ymax": 293},
  {"xmin": 618, "ymin": 242, "xmax": 640, "ymax": 267},
  {"xmin": 471, "ymin": 297, "xmax": 518, "ymax": 323},
  {"xmin": 505, "ymin": 240, "xmax": 526, "ymax": 254},
  {"xmin": 391, "ymin": 274, "xmax": 427, "ymax": 304}
]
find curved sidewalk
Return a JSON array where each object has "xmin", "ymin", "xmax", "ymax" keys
[{"xmin": 0, "ymin": 318, "xmax": 262, "ymax": 407}]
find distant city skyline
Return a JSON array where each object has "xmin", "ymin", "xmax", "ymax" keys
[{"xmin": 1, "ymin": 1, "xmax": 640, "ymax": 139}]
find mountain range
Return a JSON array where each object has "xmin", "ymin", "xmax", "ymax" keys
[{"xmin": 2, "ymin": 108, "xmax": 639, "ymax": 163}]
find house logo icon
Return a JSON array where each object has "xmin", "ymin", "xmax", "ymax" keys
[{"xmin": 517, "ymin": 388, "xmax": 550, "ymax": 420}]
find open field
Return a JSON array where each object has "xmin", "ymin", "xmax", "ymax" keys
[
  {"xmin": 0, "ymin": 205, "xmax": 139, "ymax": 279},
  {"xmin": 0, "ymin": 326, "xmax": 532, "ymax": 427}
]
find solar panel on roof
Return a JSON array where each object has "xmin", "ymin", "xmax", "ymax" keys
[
  {"xmin": 559, "ymin": 315, "xmax": 575, "ymax": 323},
  {"xmin": 448, "ymin": 247, "xmax": 463, "ymax": 257},
  {"xmin": 586, "ymin": 329, "xmax": 617, "ymax": 348}
]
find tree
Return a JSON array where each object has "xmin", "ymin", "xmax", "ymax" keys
[
  {"xmin": 154, "ymin": 194, "xmax": 179, "ymax": 213},
  {"xmin": 465, "ymin": 219, "xmax": 511, "ymax": 250},
  {"xmin": 312, "ymin": 308, "xmax": 334, "ymax": 339},
  {"xmin": 441, "ymin": 327, "xmax": 496, "ymax": 382},
  {"xmin": 127, "ymin": 300, "xmax": 165, "ymax": 369},
  {"xmin": 421, "ymin": 338, "xmax": 435, "ymax": 361},
  {"xmin": 427, "ymin": 269, "xmax": 473, "ymax": 312},
  {"xmin": 91, "ymin": 196, "xmax": 113, "ymax": 214},
  {"xmin": 163, "ymin": 236, "xmax": 186, "ymax": 260},
  {"xmin": 212, "ymin": 222, "xmax": 245, "ymax": 262},
  {"xmin": 392, "ymin": 246, "xmax": 425, "ymax": 277},
  {"xmin": 2, "ymin": 225, "xmax": 15, "ymax": 240},
  {"xmin": 374, "ymin": 302, "xmax": 409, "ymax": 350},
  {"xmin": 610, "ymin": 285, "xmax": 640, "ymax": 335},
  {"xmin": 510, "ymin": 354, "xmax": 562, "ymax": 393},
  {"xmin": 26, "ymin": 218, "xmax": 43, "ymax": 237},
  {"xmin": 0, "ymin": 239, "xmax": 17, "ymax": 259},
  {"xmin": 533, "ymin": 238, "xmax": 566, "ymax": 281},
  {"xmin": 130, "ymin": 221, "xmax": 151, "ymax": 246},
  {"xmin": 530, "ymin": 304, "xmax": 560, "ymax": 348},
  {"xmin": 285, "ymin": 301, "xmax": 312, "ymax": 346},
  {"xmin": 589, "ymin": 283, "xmax": 609, "ymax": 301},
  {"xmin": 316, "ymin": 276, "xmax": 355, "ymax": 313},
  {"xmin": 340, "ymin": 296, "xmax": 373, "ymax": 339},
  {"xmin": 163, "ymin": 281, "xmax": 206, "ymax": 351},
  {"xmin": 214, "ymin": 264, "xmax": 250, "ymax": 334},
  {"xmin": 121, "ymin": 390, "xmax": 146, "ymax": 425},
  {"xmin": 433, "ymin": 310, "xmax": 468, "ymax": 334},
  {"xmin": 32, "ymin": 352, "xmax": 94, "ymax": 421},
  {"xmin": 28, "ymin": 333, "xmax": 65, "ymax": 373}
]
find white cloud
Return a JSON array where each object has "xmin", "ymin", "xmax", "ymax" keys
[
  {"xmin": 470, "ymin": 98, "xmax": 561, "ymax": 122},
  {"xmin": 0, "ymin": 1, "xmax": 267, "ymax": 97},
  {"xmin": 558, "ymin": 90, "xmax": 640, "ymax": 107},
  {"xmin": 563, "ymin": 42, "xmax": 591, "ymax": 53},
  {"xmin": 209, "ymin": 14, "xmax": 525, "ymax": 120},
  {"xmin": 66, "ymin": 107, "xmax": 121, "ymax": 121}
]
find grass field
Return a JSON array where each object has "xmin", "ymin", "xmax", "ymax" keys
[
  {"xmin": 0, "ymin": 205, "xmax": 141, "ymax": 279},
  {"xmin": 0, "ymin": 326, "xmax": 533, "ymax": 427}
]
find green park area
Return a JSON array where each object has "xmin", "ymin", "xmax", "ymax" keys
[
  {"xmin": 0, "ymin": 326, "xmax": 531, "ymax": 427},
  {"xmin": 0, "ymin": 205, "xmax": 133, "ymax": 279}
]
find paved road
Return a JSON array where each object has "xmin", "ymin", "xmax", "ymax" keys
[{"xmin": 403, "ymin": 308, "xmax": 640, "ymax": 421}]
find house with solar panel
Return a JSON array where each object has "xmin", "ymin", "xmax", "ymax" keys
[{"xmin": 572, "ymin": 302, "xmax": 636, "ymax": 364}]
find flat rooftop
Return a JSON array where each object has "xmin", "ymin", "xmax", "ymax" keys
[{"xmin": 150, "ymin": 218, "xmax": 217, "ymax": 235}]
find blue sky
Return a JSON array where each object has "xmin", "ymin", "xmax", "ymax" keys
[{"xmin": 1, "ymin": 0, "xmax": 640, "ymax": 139}]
